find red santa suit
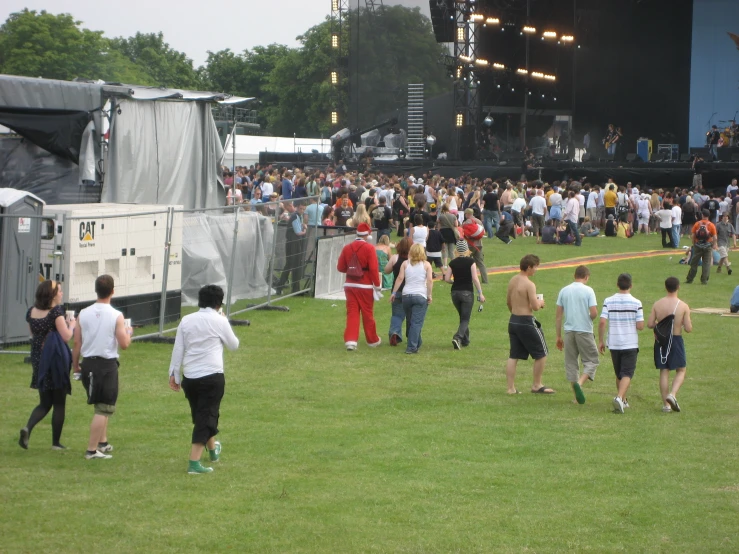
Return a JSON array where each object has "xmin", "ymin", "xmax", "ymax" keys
[{"xmin": 337, "ymin": 227, "xmax": 381, "ymax": 349}]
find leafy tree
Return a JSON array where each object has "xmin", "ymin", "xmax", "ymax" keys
[
  {"xmin": 0, "ymin": 9, "xmax": 151, "ymax": 83},
  {"xmin": 109, "ymin": 32, "xmax": 203, "ymax": 89}
]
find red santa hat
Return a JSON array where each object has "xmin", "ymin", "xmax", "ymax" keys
[{"xmin": 356, "ymin": 223, "xmax": 371, "ymax": 236}]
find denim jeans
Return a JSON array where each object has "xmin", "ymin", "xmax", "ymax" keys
[
  {"xmin": 567, "ymin": 219, "xmax": 581, "ymax": 246},
  {"xmin": 482, "ymin": 209, "xmax": 499, "ymax": 238},
  {"xmin": 671, "ymin": 224, "xmax": 681, "ymax": 248},
  {"xmin": 710, "ymin": 144, "xmax": 718, "ymax": 160},
  {"xmin": 608, "ymin": 143, "xmax": 617, "ymax": 156},
  {"xmin": 402, "ymin": 294, "xmax": 428, "ymax": 353},
  {"xmin": 388, "ymin": 296, "xmax": 407, "ymax": 342},
  {"xmin": 451, "ymin": 290, "xmax": 474, "ymax": 345}
]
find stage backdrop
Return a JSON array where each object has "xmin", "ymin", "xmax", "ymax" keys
[{"xmin": 689, "ymin": 0, "xmax": 739, "ymax": 147}]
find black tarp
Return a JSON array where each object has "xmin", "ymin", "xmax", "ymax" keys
[{"xmin": 0, "ymin": 107, "xmax": 91, "ymax": 164}]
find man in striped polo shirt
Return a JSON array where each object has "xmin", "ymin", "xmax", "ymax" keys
[{"xmin": 598, "ymin": 273, "xmax": 644, "ymax": 413}]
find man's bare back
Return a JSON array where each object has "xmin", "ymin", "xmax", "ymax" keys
[
  {"xmin": 507, "ymin": 273, "xmax": 543, "ymax": 316},
  {"xmin": 649, "ymin": 297, "xmax": 692, "ymax": 336}
]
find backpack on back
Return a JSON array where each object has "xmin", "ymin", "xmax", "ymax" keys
[
  {"xmin": 695, "ymin": 222, "xmax": 710, "ymax": 242},
  {"xmin": 346, "ymin": 245, "xmax": 365, "ymax": 278},
  {"xmin": 654, "ymin": 301, "xmax": 680, "ymax": 365}
]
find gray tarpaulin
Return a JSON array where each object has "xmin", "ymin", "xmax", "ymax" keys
[
  {"xmin": 0, "ymin": 75, "xmax": 102, "ymax": 111},
  {"xmin": 103, "ymin": 99, "xmax": 225, "ymax": 209},
  {"xmin": 181, "ymin": 210, "xmax": 274, "ymax": 306}
]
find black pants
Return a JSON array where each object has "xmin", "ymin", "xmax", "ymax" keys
[
  {"xmin": 661, "ymin": 228, "xmax": 674, "ymax": 248},
  {"xmin": 276, "ymin": 236, "xmax": 306, "ymax": 293},
  {"xmin": 26, "ymin": 388, "xmax": 67, "ymax": 445},
  {"xmin": 451, "ymin": 290, "xmax": 474, "ymax": 345},
  {"xmin": 182, "ymin": 373, "xmax": 225, "ymax": 445}
]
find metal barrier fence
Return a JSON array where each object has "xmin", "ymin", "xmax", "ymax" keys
[{"xmin": 0, "ymin": 196, "xmax": 368, "ymax": 350}]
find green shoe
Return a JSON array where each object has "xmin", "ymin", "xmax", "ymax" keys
[
  {"xmin": 209, "ymin": 441, "xmax": 221, "ymax": 462},
  {"xmin": 188, "ymin": 460, "xmax": 214, "ymax": 474},
  {"xmin": 573, "ymin": 382, "xmax": 586, "ymax": 405}
]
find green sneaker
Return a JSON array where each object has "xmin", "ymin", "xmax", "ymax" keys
[
  {"xmin": 209, "ymin": 441, "xmax": 222, "ymax": 462},
  {"xmin": 188, "ymin": 460, "xmax": 214, "ymax": 474}
]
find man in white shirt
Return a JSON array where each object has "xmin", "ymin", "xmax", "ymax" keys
[
  {"xmin": 529, "ymin": 191, "xmax": 547, "ymax": 243},
  {"xmin": 671, "ymin": 202, "xmax": 682, "ymax": 248},
  {"xmin": 563, "ymin": 190, "xmax": 582, "ymax": 246},
  {"xmin": 169, "ymin": 285, "xmax": 240, "ymax": 474},
  {"xmin": 511, "ymin": 195, "xmax": 527, "ymax": 227},
  {"xmin": 598, "ymin": 273, "xmax": 644, "ymax": 413},
  {"xmin": 556, "ymin": 265, "xmax": 599, "ymax": 404},
  {"xmin": 73, "ymin": 275, "xmax": 132, "ymax": 460},
  {"xmin": 586, "ymin": 185, "xmax": 599, "ymax": 224},
  {"xmin": 260, "ymin": 179, "xmax": 274, "ymax": 198}
]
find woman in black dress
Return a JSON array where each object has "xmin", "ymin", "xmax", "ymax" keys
[{"xmin": 19, "ymin": 280, "xmax": 75, "ymax": 450}]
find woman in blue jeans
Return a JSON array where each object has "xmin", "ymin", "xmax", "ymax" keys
[
  {"xmin": 384, "ymin": 237, "xmax": 411, "ymax": 346},
  {"xmin": 443, "ymin": 240, "xmax": 485, "ymax": 349},
  {"xmin": 391, "ymin": 244, "xmax": 433, "ymax": 354}
]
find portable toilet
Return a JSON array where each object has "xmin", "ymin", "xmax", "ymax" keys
[{"xmin": 0, "ymin": 189, "xmax": 46, "ymax": 346}]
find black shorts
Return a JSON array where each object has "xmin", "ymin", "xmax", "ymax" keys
[
  {"xmin": 610, "ymin": 348, "xmax": 638, "ymax": 379},
  {"xmin": 654, "ymin": 336, "xmax": 686, "ymax": 370},
  {"xmin": 81, "ymin": 357, "xmax": 119, "ymax": 407},
  {"xmin": 508, "ymin": 315, "xmax": 548, "ymax": 360},
  {"xmin": 439, "ymin": 228, "xmax": 457, "ymax": 244},
  {"xmin": 182, "ymin": 372, "xmax": 225, "ymax": 445}
]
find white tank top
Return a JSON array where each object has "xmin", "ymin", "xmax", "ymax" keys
[
  {"xmin": 412, "ymin": 225, "xmax": 428, "ymax": 247},
  {"xmin": 402, "ymin": 261, "xmax": 428, "ymax": 298},
  {"xmin": 79, "ymin": 302, "xmax": 122, "ymax": 359}
]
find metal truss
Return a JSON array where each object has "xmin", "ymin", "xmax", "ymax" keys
[{"xmin": 453, "ymin": 1, "xmax": 481, "ymax": 157}]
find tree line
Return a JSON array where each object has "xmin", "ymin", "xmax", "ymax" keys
[{"xmin": 0, "ymin": 7, "xmax": 449, "ymax": 137}]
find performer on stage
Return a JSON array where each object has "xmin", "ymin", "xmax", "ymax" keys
[
  {"xmin": 603, "ymin": 124, "xmax": 617, "ymax": 157},
  {"xmin": 729, "ymin": 119, "xmax": 738, "ymax": 147},
  {"xmin": 707, "ymin": 125, "xmax": 720, "ymax": 161}
]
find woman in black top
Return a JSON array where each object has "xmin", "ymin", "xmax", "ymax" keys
[
  {"xmin": 385, "ymin": 237, "xmax": 411, "ymax": 346},
  {"xmin": 19, "ymin": 280, "xmax": 75, "ymax": 450},
  {"xmin": 443, "ymin": 240, "xmax": 485, "ymax": 349}
]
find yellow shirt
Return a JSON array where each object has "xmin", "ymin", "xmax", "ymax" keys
[
  {"xmin": 604, "ymin": 190, "xmax": 618, "ymax": 208},
  {"xmin": 546, "ymin": 190, "xmax": 554, "ymax": 207},
  {"xmin": 617, "ymin": 222, "xmax": 630, "ymax": 238}
]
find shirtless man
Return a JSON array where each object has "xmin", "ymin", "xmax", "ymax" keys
[
  {"xmin": 647, "ymin": 277, "xmax": 692, "ymax": 413},
  {"xmin": 505, "ymin": 254, "xmax": 553, "ymax": 395}
]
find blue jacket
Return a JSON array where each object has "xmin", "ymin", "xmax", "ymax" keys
[{"xmin": 37, "ymin": 331, "xmax": 72, "ymax": 394}]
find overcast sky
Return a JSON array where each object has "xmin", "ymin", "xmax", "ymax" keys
[{"xmin": 1, "ymin": 0, "xmax": 431, "ymax": 67}]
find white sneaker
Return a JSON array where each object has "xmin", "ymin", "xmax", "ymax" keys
[
  {"xmin": 367, "ymin": 339, "xmax": 382, "ymax": 348},
  {"xmin": 85, "ymin": 450, "xmax": 112, "ymax": 460},
  {"xmin": 662, "ymin": 405, "xmax": 672, "ymax": 413},
  {"xmin": 97, "ymin": 443, "xmax": 114, "ymax": 453},
  {"xmin": 623, "ymin": 399, "xmax": 630, "ymax": 409},
  {"xmin": 613, "ymin": 396, "xmax": 625, "ymax": 414},
  {"xmin": 666, "ymin": 394, "xmax": 680, "ymax": 412},
  {"xmin": 346, "ymin": 342, "xmax": 357, "ymax": 351}
]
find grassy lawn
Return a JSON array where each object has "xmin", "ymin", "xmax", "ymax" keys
[{"xmin": 1, "ymin": 235, "xmax": 738, "ymax": 553}]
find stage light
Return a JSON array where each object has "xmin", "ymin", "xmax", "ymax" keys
[
  {"xmin": 475, "ymin": 59, "xmax": 489, "ymax": 66},
  {"xmin": 544, "ymin": 74, "xmax": 556, "ymax": 81},
  {"xmin": 470, "ymin": 13, "xmax": 484, "ymax": 22},
  {"xmin": 497, "ymin": 84, "xmax": 501, "ymax": 89},
  {"xmin": 456, "ymin": 113, "xmax": 464, "ymax": 127},
  {"xmin": 457, "ymin": 27, "xmax": 465, "ymax": 42},
  {"xmin": 493, "ymin": 62, "xmax": 505, "ymax": 70},
  {"xmin": 561, "ymin": 35, "xmax": 574, "ymax": 42},
  {"xmin": 528, "ymin": 91, "xmax": 532, "ymax": 95},
  {"xmin": 456, "ymin": 66, "xmax": 462, "ymax": 79},
  {"xmin": 331, "ymin": 71, "xmax": 338, "ymax": 84},
  {"xmin": 531, "ymin": 71, "xmax": 544, "ymax": 79},
  {"xmin": 332, "ymin": 0, "xmax": 339, "ymax": 11},
  {"xmin": 331, "ymin": 34, "xmax": 339, "ymax": 48},
  {"xmin": 523, "ymin": 26, "xmax": 536, "ymax": 34},
  {"xmin": 331, "ymin": 111, "xmax": 338, "ymax": 125},
  {"xmin": 541, "ymin": 94, "xmax": 545, "ymax": 98},
  {"xmin": 543, "ymin": 31, "xmax": 557, "ymax": 39},
  {"xmin": 554, "ymin": 97, "xmax": 557, "ymax": 101},
  {"xmin": 517, "ymin": 68, "xmax": 528, "ymax": 75},
  {"xmin": 484, "ymin": 115, "xmax": 494, "ymax": 126},
  {"xmin": 486, "ymin": 17, "xmax": 500, "ymax": 25},
  {"xmin": 426, "ymin": 134, "xmax": 437, "ymax": 146},
  {"xmin": 459, "ymin": 54, "xmax": 473, "ymax": 63},
  {"xmin": 511, "ymin": 87, "xmax": 515, "ymax": 92}
]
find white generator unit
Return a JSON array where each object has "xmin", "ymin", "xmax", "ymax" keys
[{"xmin": 40, "ymin": 203, "xmax": 183, "ymax": 326}]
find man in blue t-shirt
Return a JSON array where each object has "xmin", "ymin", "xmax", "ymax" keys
[
  {"xmin": 555, "ymin": 265, "xmax": 598, "ymax": 405},
  {"xmin": 730, "ymin": 285, "xmax": 739, "ymax": 314}
]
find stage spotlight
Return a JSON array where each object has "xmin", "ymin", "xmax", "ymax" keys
[
  {"xmin": 426, "ymin": 134, "xmax": 437, "ymax": 146},
  {"xmin": 531, "ymin": 71, "xmax": 544, "ymax": 79},
  {"xmin": 543, "ymin": 31, "xmax": 557, "ymax": 39},
  {"xmin": 399, "ymin": 148, "xmax": 406, "ymax": 159},
  {"xmin": 496, "ymin": 84, "xmax": 501, "ymax": 89},
  {"xmin": 459, "ymin": 54, "xmax": 472, "ymax": 63},
  {"xmin": 331, "ymin": 34, "xmax": 339, "ymax": 48},
  {"xmin": 456, "ymin": 113, "xmax": 464, "ymax": 127},
  {"xmin": 493, "ymin": 63, "xmax": 505, "ymax": 70},
  {"xmin": 457, "ymin": 27, "xmax": 465, "ymax": 42},
  {"xmin": 517, "ymin": 68, "xmax": 528, "ymax": 75},
  {"xmin": 331, "ymin": 71, "xmax": 338, "ymax": 84},
  {"xmin": 456, "ymin": 66, "xmax": 462, "ymax": 79},
  {"xmin": 523, "ymin": 26, "xmax": 536, "ymax": 34},
  {"xmin": 528, "ymin": 91, "xmax": 532, "ymax": 95},
  {"xmin": 561, "ymin": 35, "xmax": 574, "ymax": 42},
  {"xmin": 544, "ymin": 74, "xmax": 556, "ymax": 81},
  {"xmin": 511, "ymin": 87, "xmax": 515, "ymax": 92},
  {"xmin": 484, "ymin": 115, "xmax": 494, "ymax": 126},
  {"xmin": 331, "ymin": 111, "xmax": 338, "ymax": 125},
  {"xmin": 332, "ymin": 0, "xmax": 339, "ymax": 11},
  {"xmin": 541, "ymin": 94, "xmax": 545, "ymax": 98},
  {"xmin": 554, "ymin": 97, "xmax": 557, "ymax": 101},
  {"xmin": 475, "ymin": 59, "xmax": 489, "ymax": 66},
  {"xmin": 486, "ymin": 17, "xmax": 499, "ymax": 25},
  {"xmin": 470, "ymin": 13, "xmax": 484, "ymax": 22}
]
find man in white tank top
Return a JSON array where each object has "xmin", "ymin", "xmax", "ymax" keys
[{"xmin": 73, "ymin": 275, "xmax": 132, "ymax": 460}]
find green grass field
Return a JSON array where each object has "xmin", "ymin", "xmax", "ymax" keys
[{"xmin": 2, "ymin": 234, "xmax": 738, "ymax": 553}]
